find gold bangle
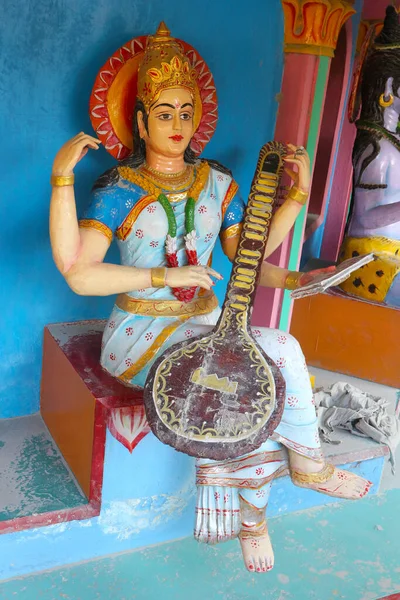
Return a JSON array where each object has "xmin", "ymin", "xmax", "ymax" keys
[
  {"xmin": 291, "ymin": 463, "xmax": 335, "ymax": 485},
  {"xmin": 51, "ymin": 174, "xmax": 75, "ymax": 187},
  {"xmin": 285, "ymin": 271, "xmax": 301, "ymax": 290},
  {"xmin": 287, "ymin": 186, "xmax": 308, "ymax": 205},
  {"xmin": 151, "ymin": 267, "xmax": 167, "ymax": 288}
]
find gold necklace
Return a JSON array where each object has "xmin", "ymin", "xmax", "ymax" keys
[
  {"xmin": 139, "ymin": 163, "xmax": 195, "ymax": 192},
  {"xmin": 143, "ymin": 162, "xmax": 189, "ymax": 178},
  {"xmin": 118, "ymin": 162, "xmax": 210, "ymax": 202}
]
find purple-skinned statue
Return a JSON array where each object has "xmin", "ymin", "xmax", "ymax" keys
[{"xmin": 339, "ymin": 6, "xmax": 400, "ymax": 306}]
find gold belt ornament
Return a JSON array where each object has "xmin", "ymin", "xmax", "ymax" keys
[{"xmin": 115, "ymin": 291, "xmax": 219, "ymax": 317}]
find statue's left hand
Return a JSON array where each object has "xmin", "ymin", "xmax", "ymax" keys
[
  {"xmin": 284, "ymin": 143, "xmax": 311, "ymax": 194},
  {"xmin": 298, "ymin": 266, "xmax": 336, "ymax": 287}
]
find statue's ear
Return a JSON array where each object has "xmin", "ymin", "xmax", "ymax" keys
[
  {"xmin": 384, "ymin": 76, "xmax": 394, "ymax": 97},
  {"xmin": 137, "ymin": 111, "xmax": 146, "ymax": 139}
]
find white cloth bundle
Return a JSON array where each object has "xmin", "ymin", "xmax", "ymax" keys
[{"xmin": 314, "ymin": 381, "xmax": 400, "ymax": 471}]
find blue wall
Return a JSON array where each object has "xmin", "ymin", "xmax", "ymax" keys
[{"xmin": 0, "ymin": 0, "xmax": 284, "ymax": 418}]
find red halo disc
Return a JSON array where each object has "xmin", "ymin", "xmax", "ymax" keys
[{"xmin": 89, "ymin": 35, "xmax": 218, "ymax": 160}]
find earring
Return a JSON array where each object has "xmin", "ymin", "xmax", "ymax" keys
[{"xmin": 379, "ymin": 93, "xmax": 394, "ymax": 107}]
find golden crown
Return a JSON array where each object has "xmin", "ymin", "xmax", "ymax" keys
[{"xmin": 137, "ymin": 22, "xmax": 198, "ymax": 112}]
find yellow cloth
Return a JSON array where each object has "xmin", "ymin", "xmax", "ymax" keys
[{"xmin": 339, "ymin": 236, "xmax": 400, "ymax": 302}]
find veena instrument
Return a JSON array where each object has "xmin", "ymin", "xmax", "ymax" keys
[{"xmin": 143, "ymin": 142, "xmax": 287, "ymax": 460}]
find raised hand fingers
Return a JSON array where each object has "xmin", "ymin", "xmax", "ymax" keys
[
  {"xmin": 73, "ymin": 133, "xmax": 102, "ymax": 147},
  {"xmin": 284, "ymin": 153, "xmax": 307, "ymax": 165},
  {"xmin": 75, "ymin": 139, "xmax": 101, "ymax": 154},
  {"xmin": 283, "ymin": 166, "xmax": 298, "ymax": 181},
  {"xmin": 53, "ymin": 133, "xmax": 102, "ymax": 176},
  {"xmin": 284, "ymin": 147, "xmax": 310, "ymax": 193},
  {"xmin": 284, "ymin": 155, "xmax": 309, "ymax": 180},
  {"xmin": 285, "ymin": 143, "xmax": 310, "ymax": 167},
  {"xmin": 287, "ymin": 142, "xmax": 309, "ymax": 158},
  {"xmin": 85, "ymin": 141, "xmax": 102, "ymax": 151}
]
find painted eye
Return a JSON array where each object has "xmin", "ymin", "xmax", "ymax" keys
[
  {"xmin": 158, "ymin": 113, "xmax": 173, "ymax": 121},
  {"xmin": 180, "ymin": 113, "xmax": 193, "ymax": 121}
]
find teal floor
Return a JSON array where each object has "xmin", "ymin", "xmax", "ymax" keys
[
  {"xmin": 0, "ymin": 414, "xmax": 87, "ymax": 521},
  {"xmin": 1, "ymin": 489, "xmax": 399, "ymax": 600}
]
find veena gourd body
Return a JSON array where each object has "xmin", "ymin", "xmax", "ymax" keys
[{"xmin": 50, "ymin": 22, "xmax": 372, "ymax": 573}]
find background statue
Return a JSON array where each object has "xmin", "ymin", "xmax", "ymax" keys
[
  {"xmin": 340, "ymin": 5, "xmax": 400, "ymax": 307},
  {"xmin": 49, "ymin": 23, "xmax": 371, "ymax": 573}
]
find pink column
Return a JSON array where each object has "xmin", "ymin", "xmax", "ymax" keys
[
  {"xmin": 320, "ymin": 1, "xmax": 390, "ymax": 260},
  {"xmin": 319, "ymin": 111, "xmax": 356, "ymax": 261},
  {"xmin": 252, "ymin": 53, "xmax": 319, "ymax": 327},
  {"xmin": 363, "ymin": 0, "xmax": 392, "ymax": 20},
  {"xmin": 317, "ymin": 21, "xmax": 355, "ymax": 260}
]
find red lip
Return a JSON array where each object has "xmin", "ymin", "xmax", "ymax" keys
[{"xmin": 169, "ymin": 135, "xmax": 184, "ymax": 142}]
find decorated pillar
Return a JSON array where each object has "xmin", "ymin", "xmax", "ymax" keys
[
  {"xmin": 252, "ymin": 0, "xmax": 356, "ymax": 330},
  {"xmin": 282, "ymin": 0, "xmax": 356, "ymax": 56},
  {"xmin": 319, "ymin": 16, "xmax": 382, "ymax": 262}
]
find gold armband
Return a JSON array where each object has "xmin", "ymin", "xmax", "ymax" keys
[
  {"xmin": 50, "ymin": 174, "xmax": 75, "ymax": 187},
  {"xmin": 287, "ymin": 186, "xmax": 308, "ymax": 205},
  {"xmin": 285, "ymin": 271, "xmax": 301, "ymax": 290},
  {"xmin": 151, "ymin": 267, "xmax": 167, "ymax": 288}
]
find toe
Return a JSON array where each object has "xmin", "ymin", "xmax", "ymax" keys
[
  {"xmin": 252, "ymin": 555, "xmax": 259, "ymax": 572},
  {"xmin": 247, "ymin": 561, "xmax": 255, "ymax": 573},
  {"xmin": 361, "ymin": 485, "xmax": 371, "ymax": 497},
  {"xmin": 358, "ymin": 480, "xmax": 373, "ymax": 497}
]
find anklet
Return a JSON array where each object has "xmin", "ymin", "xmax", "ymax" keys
[
  {"xmin": 291, "ymin": 463, "xmax": 335, "ymax": 485},
  {"xmin": 239, "ymin": 521, "xmax": 268, "ymax": 540}
]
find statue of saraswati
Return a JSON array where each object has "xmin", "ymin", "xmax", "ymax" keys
[
  {"xmin": 50, "ymin": 22, "xmax": 371, "ymax": 573},
  {"xmin": 340, "ymin": 6, "xmax": 400, "ymax": 307}
]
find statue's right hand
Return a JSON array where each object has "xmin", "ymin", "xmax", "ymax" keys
[
  {"xmin": 165, "ymin": 266, "xmax": 223, "ymax": 291},
  {"xmin": 52, "ymin": 132, "xmax": 101, "ymax": 176}
]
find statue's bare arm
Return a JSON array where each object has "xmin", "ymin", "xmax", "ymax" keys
[
  {"xmin": 353, "ymin": 150, "xmax": 400, "ymax": 229},
  {"xmin": 262, "ymin": 144, "xmax": 310, "ymax": 258},
  {"xmin": 49, "ymin": 133, "xmax": 156, "ymax": 295}
]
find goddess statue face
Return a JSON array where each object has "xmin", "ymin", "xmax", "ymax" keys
[{"xmin": 137, "ymin": 87, "xmax": 195, "ymax": 159}]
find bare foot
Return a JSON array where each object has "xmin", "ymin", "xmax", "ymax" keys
[
  {"xmin": 291, "ymin": 464, "xmax": 372, "ymax": 499},
  {"xmin": 239, "ymin": 521, "xmax": 274, "ymax": 573}
]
